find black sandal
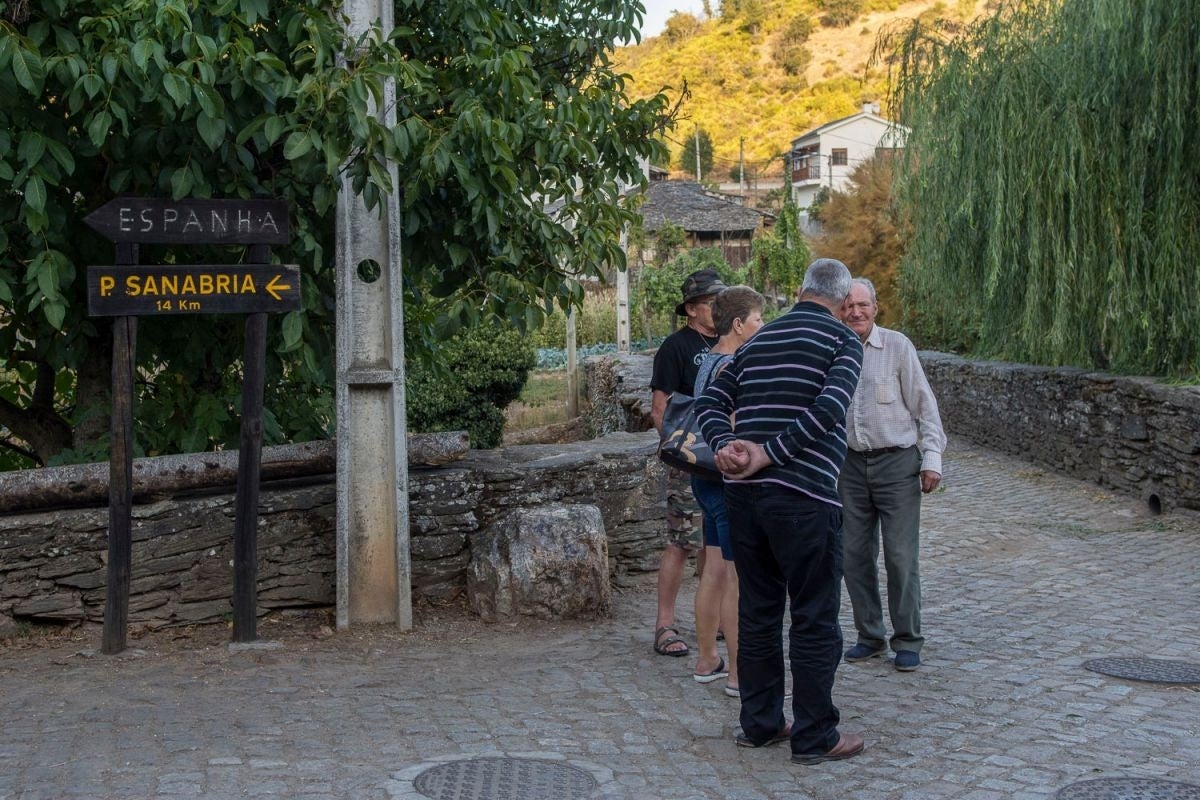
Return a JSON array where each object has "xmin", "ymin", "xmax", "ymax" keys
[{"xmin": 653, "ymin": 626, "xmax": 689, "ymax": 657}]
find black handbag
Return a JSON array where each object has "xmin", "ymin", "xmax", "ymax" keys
[{"xmin": 658, "ymin": 392, "xmax": 722, "ymax": 481}]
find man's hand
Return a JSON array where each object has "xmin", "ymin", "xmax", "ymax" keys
[
  {"xmin": 920, "ymin": 470, "xmax": 941, "ymax": 494},
  {"xmin": 716, "ymin": 440, "xmax": 771, "ymax": 480}
]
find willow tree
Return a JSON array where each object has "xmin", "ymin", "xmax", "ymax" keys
[{"xmin": 885, "ymin": 0, "xmax": 1200, "ymax": 376}]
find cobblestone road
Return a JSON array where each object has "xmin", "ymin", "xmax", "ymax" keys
[{"xmin": 2, "ymin": 439, "xmax": 1198, "ymax": 799}]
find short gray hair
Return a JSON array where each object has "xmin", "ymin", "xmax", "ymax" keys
[
  {"xmin": 800, "ymin": 258, "xmax": 852, "ymax": 302},
  {"xmin": 850, "ymin": 277, "xmax": 877, "ymax": 303}
]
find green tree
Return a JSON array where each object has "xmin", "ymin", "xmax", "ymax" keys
[
  {"xmin": 676, "ymin": 128, "xmax": 714, "ymax": 181},
  {"xmin": 887, "ymin": 0, "xmax": 1200, "ymax": 375},
  {"xmin": 662, "ymin": 11, "xmax": 702, "ymax": 42},
  {"xmin": 747, "ymin": 171, "xmax": 810, "ymax": 302},
  {"xmin": 810, "ymin": 154, "xmax": 903, "ymax": 324},
  {"xmin": 740, "ymin": 0, "xmax": 766, "ymax": 34},
  {"xmin": 637, "ymin": 247, "xmax": 743, "ymax": 340},
  {"xmin": 0, "ymin": 0, "xmax": 674, "ymax": 468}
]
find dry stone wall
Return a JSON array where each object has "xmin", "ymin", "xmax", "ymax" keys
[
  {"xmin": 0, "ymin": 433, "xmax": 665, "ymax": 632},
  {"xmin": 585, "ymin": 351, "xmax": 1200, "ymax": 513},
  {"xmin": 920, "ymin": 353, "xmax": 1200, "ymax": 513}
]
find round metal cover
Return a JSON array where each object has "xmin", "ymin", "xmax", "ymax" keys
[
  {"xmin": 413, "ymin": 756, "xmax": 598, "ymax": 800},
  {"xmin": 1083, "ymin": 657, "xmax": 1200, "ymax": 685},
  {"xmin": 1056, "ymin": 778, "xmax": 1200, "ymax": 800}
]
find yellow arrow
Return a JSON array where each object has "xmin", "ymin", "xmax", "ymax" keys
[{"xmin": 265, "ymin": 274, "xmax": 291, "ymax": 301}]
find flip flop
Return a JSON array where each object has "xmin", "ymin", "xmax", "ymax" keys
[
  {"xmin": 693, "ymin": 657, "xmax": 728, "ymax": 683},
  {"xmin": 654, "ymin": 626, "xmax": 689, "ymax": 657}
]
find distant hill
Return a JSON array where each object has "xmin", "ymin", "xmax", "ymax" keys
[{"xmin": 616, "ymin": 0, "xmax": 991, "ymax": 178}]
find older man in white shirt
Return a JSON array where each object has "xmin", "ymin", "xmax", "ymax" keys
[{"xmin": 838, "ymin": 278, "xmax": 946, "ymax": 672}]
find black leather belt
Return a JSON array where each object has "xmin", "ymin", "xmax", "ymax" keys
[{"xmin": 853, "ymin": 445, "xmax": 908, "ymax": 458}]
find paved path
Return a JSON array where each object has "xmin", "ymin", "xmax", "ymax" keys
[{"xmin": 2, "ymin": 439, "xmax": 1199, "ymax": 799}]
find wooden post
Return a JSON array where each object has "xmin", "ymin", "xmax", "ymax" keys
[
  {"xmin": 101, "ymin": 243, "xmax": 138, "ymax": 655},
  {"xmin": 232, "ymin": 244, "xmax": 270, "ymax": 642}
]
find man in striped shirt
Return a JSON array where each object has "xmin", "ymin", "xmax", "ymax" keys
[{"xmin": 695, "ymin": 258, "xmax": 866, "ymax": 765}]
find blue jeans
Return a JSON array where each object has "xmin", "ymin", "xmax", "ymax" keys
[
  {"xmin": 725, "ymin": 483, "xmax": 844, "ymax": 756},
  {"xmin": 690, "ymin": 476, "xmax": 734, "ymax": 561}
]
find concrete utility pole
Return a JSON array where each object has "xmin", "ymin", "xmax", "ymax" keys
[
  {"xmin": 694, "ymin": 128, "xmax": 702, "ymax": 182},
  {"xmin": 335, "ymin": 0, "xmax": 411, "ymax": 630},
  {"xmin": 615, "ymin": 156, "xmax": 646, "ymax": 355},
  {"xmin": 738, "ymin": 137, "xmax": 745, "ymax": 201}
]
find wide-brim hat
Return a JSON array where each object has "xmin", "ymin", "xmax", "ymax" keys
[{"xmin": 675, "ymin": 268, "xmax": 727, "ymax": 316}]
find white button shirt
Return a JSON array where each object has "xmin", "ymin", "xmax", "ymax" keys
[{"xmin": 845, "ymin": 324, "xmax": 947, "ymax": 475}]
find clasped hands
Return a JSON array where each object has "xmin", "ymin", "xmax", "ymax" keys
[{"xmin": 714, "ymin": 439, "xmax": 772, "ymax": 480}]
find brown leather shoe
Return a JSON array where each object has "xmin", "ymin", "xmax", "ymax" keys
[{"xmin": 791, "ymin": 732, "xmax": 865, "ymax": 765}]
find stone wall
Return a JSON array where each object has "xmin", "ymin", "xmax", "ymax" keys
[
  {"xmin": 0, "ymin": 432, "xmax": 665, "ymax": 632},
  {"xmin": 585, "ymin": 350, "xmax": 1200, "ymax": 513},
  {"xmin": 921, "ymin": 353, "xmax": 1200, "ymax": 513}
]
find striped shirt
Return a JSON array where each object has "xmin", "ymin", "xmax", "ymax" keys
[{"xmin": 695, "ymin": 300, "xmax": 863, "ymax": 506}]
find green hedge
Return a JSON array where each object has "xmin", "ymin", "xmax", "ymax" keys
[{"xmin": 407, "ymin": 325, "xmax": 536, "ymax": 448}]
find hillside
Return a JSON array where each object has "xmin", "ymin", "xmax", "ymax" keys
[{"xmin": 616, "ymin": 0, "xmax": 991, "ymax": 177}]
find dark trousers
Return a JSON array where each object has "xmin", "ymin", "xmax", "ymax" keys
[{"xmin": 725, "ymin": 483, "xmax": 844, "ymax": 755}]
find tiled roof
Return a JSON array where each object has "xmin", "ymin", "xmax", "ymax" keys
[{"xmin": 637, "ymin": 181, "xmax": 773, "ymax": 234}]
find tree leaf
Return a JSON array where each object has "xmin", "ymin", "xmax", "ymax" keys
[
  {"xmin": 87, "ymin": 111, "xmax": 111, "ymax": 149},
  {"xmin": 196, "ymin": 113, "xmax": 225, "ymax": 151},
  {"xmin": 17, "ymin": 132, "xmax": 45, "ymax": 168},
  {"xmin": 11, "ymin": 44, "xmax": 44, "ymax": 95},
  {"xmin": 163, "ymin": 72, "xmax": 190, "ymax": 108},
  {"xmin": 170, "ymin": 165, "xmax": 193, "ymax": 199},
  {"xmin": 264, "ymin": 116, "xmax": 286, "ymax": 145},
  {"xmin": 281, "ymin": 311, "xmax": 303, "ymax": 349},
  {"xmin": 43, "ymin": 138, "xmax": 74, "ymax": 174},
  {"xmin": 44, "ymin": 301, "xmax": 66, "ymax": 330},
  {"xmin": 24, "ymin": 174, "xmax": 46, "ymax": 214},
  {"xmin": 283, "ymin": 131, "xmax": 312, "ymax": 160}
]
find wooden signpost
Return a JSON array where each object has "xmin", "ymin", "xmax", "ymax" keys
[{"xmin": 85, "ymin": 197, "xmax": 298, "ymax": 654}]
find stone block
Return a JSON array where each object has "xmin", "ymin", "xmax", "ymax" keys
[{"xmin": 467, "ymin": 503, "xmax": 611, "ymax": 622}]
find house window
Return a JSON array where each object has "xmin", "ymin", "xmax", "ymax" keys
[{"xmin": 831, "ymin": 148, "xmax": 848, "ymax": 166}]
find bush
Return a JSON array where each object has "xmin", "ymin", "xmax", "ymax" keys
[
  {"xmin": 407, "ymin": 325, "xmax": 536, "ymax": 448},
  {"xmin": 819, "ymin": 0, "xmax": 863, "ymax": 27}
]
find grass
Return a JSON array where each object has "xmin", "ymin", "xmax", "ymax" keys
[{"xmin": 504, "ymin": 370, "xmax": 572, "ymax": 432}]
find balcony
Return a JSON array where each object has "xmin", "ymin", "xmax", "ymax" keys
[{"xmin": 791, "ymin": 163, "xmax": 822, "ymax": 183}]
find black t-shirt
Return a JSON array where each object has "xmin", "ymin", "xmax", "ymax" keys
[{"xmin": 651, "ymin": 326, "xmax": 718, "ymax": 396}]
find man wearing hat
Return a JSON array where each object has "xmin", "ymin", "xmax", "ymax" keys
[{"xmin": 650, "ymin": 268, "xmax": 726, "ymax": 658}]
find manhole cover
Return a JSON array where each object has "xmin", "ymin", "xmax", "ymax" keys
[
  {"xmin": 1056, "ymin": 778, "xmax": 1200, "ymax": 799},
  {"xmin": 1083, "ymin": 657, "xmax": 1200, "ymax": 685},
  {"xmin": 413, "ymin": 756, "xmax": 597, "ymax": 800}
]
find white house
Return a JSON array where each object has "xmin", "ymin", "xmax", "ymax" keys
[{"xmin": 789, "ymin": 103, "xmax": 908, "ymax": 226}]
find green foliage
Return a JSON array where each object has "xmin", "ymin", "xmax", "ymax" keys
[
  {"xmin": 739, "ymin": 0, "xmax": 766, "ymax": 34},
  {"xmin": 0, "ymin": 0, "xmax": 674, "ymax": 467},
  {"xmin": 636, "ymin": 248, "xmax": 744, "ymax": 337},
  {"xmin": 615, "ymin": 0, "xmax": 926, "ymax": 174},
  {"xmin": 747, "ymin": 171, "xmax": 810, "ymax": 300},
  {"xmin": 675, "ymin": 128, "xmax": 714, "ymax": 180},
  {"xmin": 819, "ymin": 0, "xmax": 865, "ymax": 27},
  {"xmin": 532, "ymin": 287, "xmax": 619, "ymax": 349},
  {"xmin": 772, "ymin": 14, "xmax": 814, "ymax": 75},
  {"xmin": 811, "ymin": 154, "xmax": 904, "ymax": 324},
  {"xmin": 663, "ymin": 11, "xmax": 702, "ymax": 42},
  {"xmin": 888, "ymin": 0, "xmax": 1200, "ymax": 376},
  {"xmin": 406, "ymin": 325, "xmax": 536, "ymax": 449}
]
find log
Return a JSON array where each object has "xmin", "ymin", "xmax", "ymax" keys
[{"xmin": 0, "ymin": 432, "xmax": 469, "ymax": 513}]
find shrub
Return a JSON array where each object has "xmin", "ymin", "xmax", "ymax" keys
[
  {"xmin": 406, "ymin": 325, "xmax": 536, "ymax": 448},
  {"xmin": 819, "ymin": 0, "xmax": 864, "ymax": 27}
]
